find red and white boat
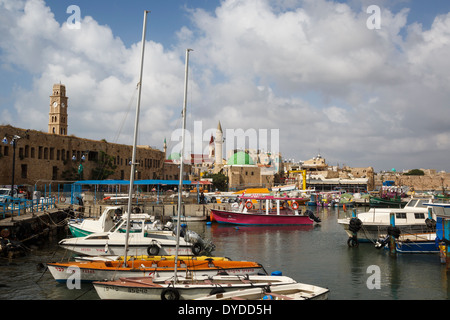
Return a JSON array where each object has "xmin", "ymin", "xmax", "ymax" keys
[{"xmin": 210, "ymin": 195, "xmax": 321, "ymax": 226}]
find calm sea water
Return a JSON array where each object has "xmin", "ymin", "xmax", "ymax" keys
[{"xmin": 0, "ymin": 206, "xmax": 449, "ymax": 300}]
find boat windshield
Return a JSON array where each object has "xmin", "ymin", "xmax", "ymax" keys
[{"xmin": 0, "ymin": 189, "xmax": 9, "ymax": 195}]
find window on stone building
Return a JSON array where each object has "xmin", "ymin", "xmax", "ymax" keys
[
  {"xmin": 50, "ymin": 147, "xmax": 54, "ymax": 160},
  {"xmin": 52, "ymin": 166, "xmax": 58, "ymax": 180},
  {"xmin": 38, "ymin": 146, "xmax": 43, "ymax": 159},
  {"xmin": 21, "ymin": 164, "xmax": 27, "ymax": 179},
  {"xmin": 31, "ymin": 147, "xmax": 35, "ymax": 158},
  {"xmin": 25, "ymin": 145, "xmax": 29, "ymax": 158},
  {"xmin": 44, "ymin": 147, "xmax": 49, "ymax": 159}
]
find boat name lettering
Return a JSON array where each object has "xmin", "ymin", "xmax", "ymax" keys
[
  {"xmin": 128, "ymin": 288, "xmax": 148, "ymax": 294},
  {"xmin": 82, "ymin": 269, "xmax": 95, "ymax": 274},
  {"xmin": 103, "ymin": 286, "xmax": 119, "ymax": 292}
]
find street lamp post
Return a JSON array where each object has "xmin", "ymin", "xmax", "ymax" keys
[
  {"xmin": 2, "ymin": 135, "xmax": 21, "ymax": 203},
  {"xmin": 72, "ymin": 152, "xmax": 87, "ymax": 180}
]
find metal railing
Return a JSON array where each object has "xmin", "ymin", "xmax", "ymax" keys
[{"xmin": 0, "ymin": 196, "xmax": 57, "ymax": 219}]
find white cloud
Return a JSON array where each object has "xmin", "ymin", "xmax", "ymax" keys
[{"xmin": 2, "ymin": 0, "xmax": 450, "ymax": 171}]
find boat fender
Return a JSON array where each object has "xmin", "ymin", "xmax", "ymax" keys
[
  {"xmin": 347, "ymin": 236, "xmax": 359, "ymax": 248},
  {"xmin": 271, "ymin": 271, "xmax": 282, "ymax": 276},
  {"xmin": 387, "ymin": 226, "xmax": 401, "ymax": 239},
  {"xmin": 348, "ymin": 218, "xmax": 362, "ymax": 233},
  {"xmin": 192, "ymin": 243, "xmax": 203, "ymax": 256},
  {"xmin": 291, "ymin": 201, "xmax": 299, "ymax": 210},
  {"xmin": 161, "ymin": 288, "xmax": 180, "ymax": 300},
  {"xmin": 425, "ymin": 218, "xmax": 436, "ymax": 229},
  {"xmin": 245, "ymin": 201, "xmax": 253, "ymax": 210},
  {"xmin": 147, "ymin": 244, "xmax": 160, "ymax": 256}
]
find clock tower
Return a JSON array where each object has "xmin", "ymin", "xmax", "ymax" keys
[{"xmin": 48, "ymin": 83, "xmax": 68, "ymax": 135}]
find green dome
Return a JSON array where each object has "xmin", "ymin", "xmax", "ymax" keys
[
  {"xmin": 168, "ymin": 152, "xmax": 181, "ymax": 160},
  {"xmin": 227, "ymin": 151, "xmax": 254, "ymax": 165}
]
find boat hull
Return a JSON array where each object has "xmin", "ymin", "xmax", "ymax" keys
[
  {"xmin": 339, "ymin": 222, "xmax": 434, "ymax": 242},
  {"xmin": 395, "ymin": 241, "xmax": 439, "ymax": 253},
  {"xmin": 196, "ymin": 282, "xmax": 329, "ymax": 300},
  {"xmin": 93, "ymin": 275, "xmax": 297, "ymax": 300},
  {"xmin": 47, "ymin": 259, "xmax": 266, "ymax": 283},
  {"xmin": 68, "ymin": 224, "xmax": 93, "ymax": 238},
  {"xmin": 58, "ymin": 240, "xmax": 195, "ymax": 257},
  {"xmin": 211, "ymin": 209, "xmax": 314, "ymax": 226}
]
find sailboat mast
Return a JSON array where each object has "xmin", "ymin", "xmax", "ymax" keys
[
  {"xmin": 124, "ymin": 10, "xmax": 149, "ymax": 264},
  {"xmin": 174, "ymin": 48, "xmax": 193, "ymax": 281}
]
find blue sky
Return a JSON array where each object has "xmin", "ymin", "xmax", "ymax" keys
[{"xmin": 2, "ymin": 0, "xmax": 450, "ymax": 173}]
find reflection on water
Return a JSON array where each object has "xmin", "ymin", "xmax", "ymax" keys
[{"xmin": 0, "ymin": 206, "xmax": 449, "ymax": 300}]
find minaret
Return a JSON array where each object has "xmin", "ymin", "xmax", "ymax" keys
[
  {"xmin": 48, "ymin": 83, "xmax": 68, "ymax": 135},
  {"xmin": 215, "ymin": 121, "xmax": 223, "ymax": 165},
  {"xmin": 163, "ymin": 137, "xmax": 167, "ymax": 158},
  {"xmin": 208, "ymin": 134, "xmax": 215, "ymax": 159}
]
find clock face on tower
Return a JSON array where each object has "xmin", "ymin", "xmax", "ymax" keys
[
  {"xmin": 61, "ymin": 102, "xmax": 65, "ymax": 108},
  {"xmin": 53, "ymin": 101, "xmax": 58, "ymax": 108}
]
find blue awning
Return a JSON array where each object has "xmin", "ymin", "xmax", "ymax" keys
[{"xmin": 73, "ymin": 179, "xmax": 191, "ymax": 185}]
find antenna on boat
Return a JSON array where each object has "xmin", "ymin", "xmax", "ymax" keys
[
  {"xmin": 123, "ymin": 10, "xmax": 150, "ymax": 266},
  {"xmin": 174, "ymin": 48, "xmax": 193, "ymax": 283}
]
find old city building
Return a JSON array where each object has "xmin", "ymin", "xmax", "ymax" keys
[{"xmin": 0, "ymin": 84, "xmax": 174, "ymax": 189}]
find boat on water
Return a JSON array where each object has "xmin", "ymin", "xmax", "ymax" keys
[
  {"xmin": 210, "ymin": 194, "xmax": 320, "ymax": 226},
  {"xmin": 93, "ymin": 274, "xmax": 298, "ymax": 300},
  {"xmin": 59, "ymin": 213, "xmax": 210, "ymax": 257},
  {"xmin": 383, "ymin": 232, "xmax": 439, "ymax": 253},
  {"xmin": 195, "ymin": 282, "xmax": 329, "ymax": 300},
  {"xmin": 369, "ymin": 196, "xmax": 408, "ymax": 208},
  {"xmin": 68, "ymin": 206, "xmax": 124, "ymax": 237},
  {"xmin": 47, "ymin": 257, "xmax": 267, "ymax": 283},
  {"xmin": 68, "ymin": 206, "xmax": 163, "ymax": 237},
  {"xmin": 338, "ymin": 197, "xmax": 436, "ymax": 242}
]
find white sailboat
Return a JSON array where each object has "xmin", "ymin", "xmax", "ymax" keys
[
  {"xmin": 58, "ymin": 11, "xmax": 208, "ymax": 259},
  {"xmin": 93, "ymin": 43, "xmax": 301, "ymax": 300}
]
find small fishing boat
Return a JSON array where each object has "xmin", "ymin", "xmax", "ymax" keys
[
  {"xmin": 68, "ymin": 206, "xmax": 160, "ymax": 237},
  {"xmin": 376, "ymin": 232, "xmax": 439, "ymax": 253},
  {"xmin": 47, "ymin": 257, "xmax": 267, "ymax": 283},
  {"xmin": 93, "ymin": 274, "xmax": 298, "ymax": 300},
  {"xmin": 210, "ymin": 195, "xmax": 320, "ymax": 226},
  {"xmin": 338, "ymin": 197, "xmax": 435, "ymax": 242},
  {"xmin": 195, "ymin": 282, "xmax": 329, "ymax": 300},
  {"xmin": 68, "ymin": 206, "xmax": 124, "ymax": 237}
]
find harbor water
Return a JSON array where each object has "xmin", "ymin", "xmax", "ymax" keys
[{"xmin": 1, "ymin": 206, "xmax": 449, "ymax": 300}]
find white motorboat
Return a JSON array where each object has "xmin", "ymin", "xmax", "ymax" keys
[
  {"xmin": 195, "ymin": 282, "xmax": 329, "ymax": 300},
  {"xmin": 338, "ymin": 197, "xmax": 436, "ymax": 242},
  {"xmin": 67, "ymin": 206, "xmax": 131, "ymax": 237},
  {"xmin": 59, "ymin": 214, "xmax": 208, "ymax": 257},
  {"xmin": 93, "ymin": 274, "xmax": 298, "ymax": 300}
]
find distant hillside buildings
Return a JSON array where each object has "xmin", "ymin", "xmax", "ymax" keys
[{"xmin": 1, "ymin": 83, "xmax": 449, "ymax": 193}]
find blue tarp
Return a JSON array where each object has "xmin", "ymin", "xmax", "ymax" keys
[{"xmin": 74, "ymin": 179, "xmax": 192, "ymax": 185}]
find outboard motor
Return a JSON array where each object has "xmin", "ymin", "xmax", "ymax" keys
[{"xmin": 306, "ymin": 209, "xmax": 321, "ymax": 223}]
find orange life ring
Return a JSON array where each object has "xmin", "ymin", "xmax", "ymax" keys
[
  {"xmin": 245, "ymin": 201, "xmax": 253, "ymax": 210},
  {"xmin": 291, "ymin": 201, "xmax": 299, "ymax": 210},
  {"xmin": 103, "ymin": 196, "xmax": 111, "ymax": 201}
]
